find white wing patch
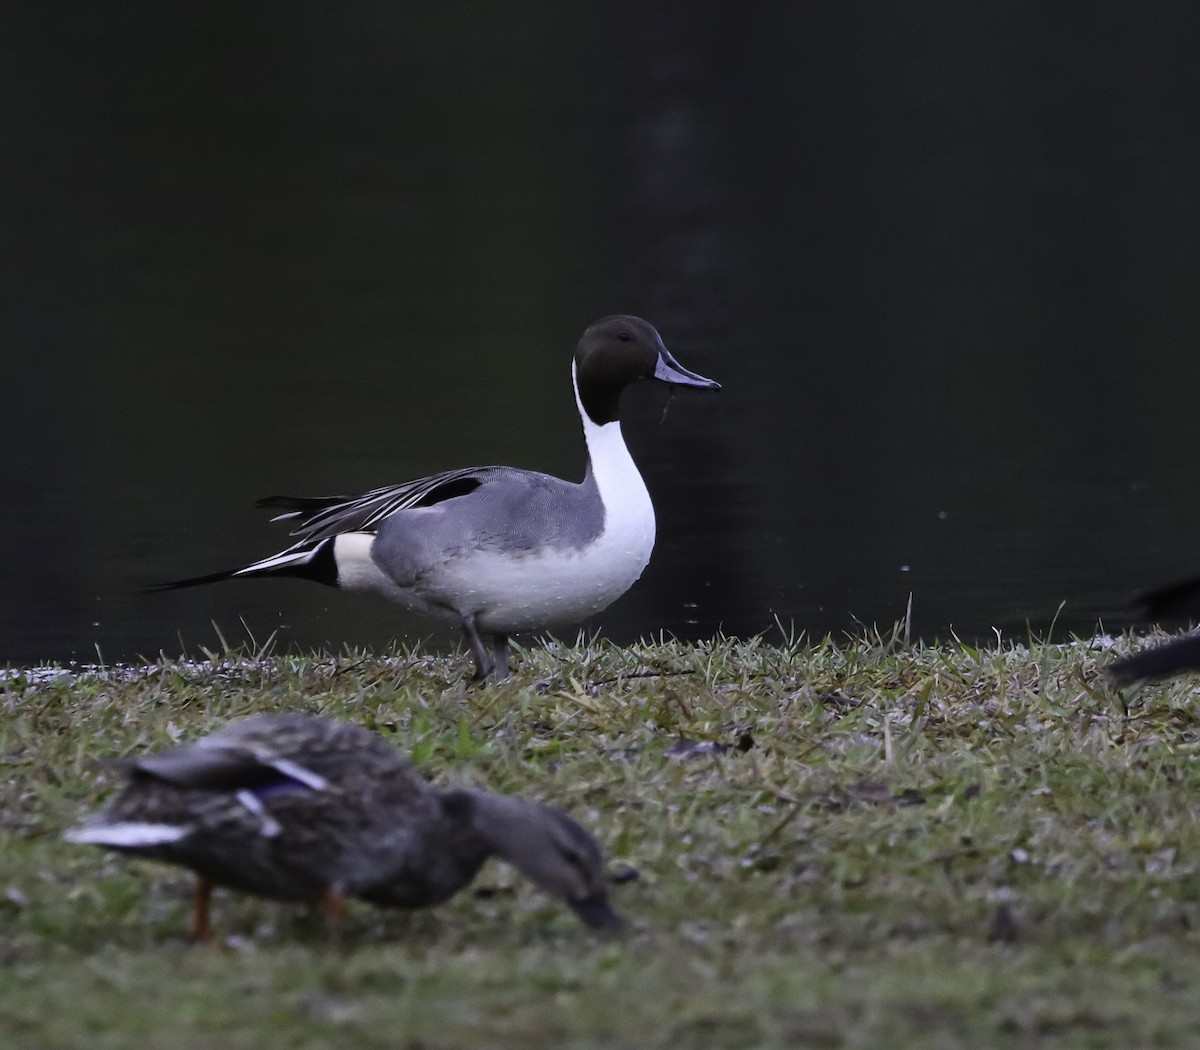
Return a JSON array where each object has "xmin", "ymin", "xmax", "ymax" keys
[
  {"xmin": 266, "ymin": 758, "xmax": 328, "ymax": 790},
  {"xmin": 234, "ymin": 790, "xmax": 283, "ymax": 838},
  {"xmin": 64, "ymin": 822, "xmax": 189, "ymax": 847}
]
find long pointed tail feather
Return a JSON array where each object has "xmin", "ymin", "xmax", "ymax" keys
[
  {"xmin": 148, "ymin": 567, "xmax": 244, "ymax": 591},
  {"xmin": 151, "ymin": 539, "xmax": 337, "ymax": 592}
]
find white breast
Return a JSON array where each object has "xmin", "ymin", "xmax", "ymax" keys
[{"xmin": 424, "ymin": 415, "xmax": 655, "ymax": 634}]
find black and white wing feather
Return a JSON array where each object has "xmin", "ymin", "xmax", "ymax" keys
[
  {"xmin": 257, "ymin": 467, "xmax": 501, "ymax": 545},
  {"xmin": 155, "ymin": 468, "xmax": 505, "ymax": 590}
]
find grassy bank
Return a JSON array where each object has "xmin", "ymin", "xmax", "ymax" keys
[{"xmin": 4, "ymin": 629, "xmax": 1200, "ymax": 1048}]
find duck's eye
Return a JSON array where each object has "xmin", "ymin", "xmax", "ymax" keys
[{"xmin": 617, "ymin": 332, "xmax": 631, "ymax": 342}]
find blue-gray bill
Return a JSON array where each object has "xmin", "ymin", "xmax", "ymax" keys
[{"xmin": 653, "ymin": 350, "xmax": 721, "ymax": 390}]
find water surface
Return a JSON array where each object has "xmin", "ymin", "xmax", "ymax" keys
[{"xmin": 5, "ymin": 3, "xmax": 1200, "ymax": 665}]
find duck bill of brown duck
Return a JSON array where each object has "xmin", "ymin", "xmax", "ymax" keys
[{"xmin": 569, "ymin": 892, "xmax": 626, "ymax": 931}]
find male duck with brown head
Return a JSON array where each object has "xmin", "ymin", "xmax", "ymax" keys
[
  {"xmin": 65, "ymin": 714, "xmax": 623, "ymax": 938},
  {"xmin": 159, "ymin": 316, "xmax": 720, "ymax": 679}
]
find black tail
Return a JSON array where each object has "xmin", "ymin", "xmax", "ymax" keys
[
  {"xmin": 147, "ymin": 568, "xmax": 242, "ymax": 592},
  {"xmin": 149, "ymin": 538, "xmax": 338, "ymax": 593},
  {"xmin": 1110, "ymin": 633, "xmax": 1200, "ymax": 683}
]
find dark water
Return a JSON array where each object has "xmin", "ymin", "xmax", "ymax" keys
[{"xmin": 5, "ymin": 3, "xmax": 1200, "ymax": 666}]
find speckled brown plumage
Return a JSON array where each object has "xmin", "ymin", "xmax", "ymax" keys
[{"xmin": 67, "ymin": 714, "xmax": 621, "ymax": 937}]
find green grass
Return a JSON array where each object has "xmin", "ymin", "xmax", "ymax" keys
[{"xmin": 5, "ymin": 628, "xmax": 1200, "ymax": 1048}]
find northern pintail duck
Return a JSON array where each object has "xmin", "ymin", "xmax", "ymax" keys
[
  {"xmin": 65, "ymin": 713, "xmax": 623, "ymax": 938},
  {"xmin": 161, "ymin": 316, "xmax": 719, "ymax": 679}
]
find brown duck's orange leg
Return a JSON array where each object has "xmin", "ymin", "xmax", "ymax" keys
[
  {"xmin": 322, "ymin": 887, "xmax": 346, "ymax": 937},
  {"xmin": 191, "ymin": 877, "xmax": 213, "ymax": 942}
]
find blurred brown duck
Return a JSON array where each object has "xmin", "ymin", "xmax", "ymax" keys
[{"xmin": 65, "ymin": 713, "xmax": 622, "ymax": 938}]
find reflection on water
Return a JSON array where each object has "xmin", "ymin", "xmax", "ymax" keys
[{"xmin": 5, "ymin": 4, "xmax": 1200, "ymax": 665}]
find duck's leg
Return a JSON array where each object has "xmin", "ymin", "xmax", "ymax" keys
[
  {"xmin": 492, "ymin": 634, "xmax": 511, "ymax": 680},
  {"xmin": 322, "ymin": 886, "xmax": 346, "ymax": 941},
  {"xmin": 191, "ymin": 876, "xmax": 213, "ymax": 942},
  {"xmin": 461, "ymin": 613, "xmax": 494, "ymax": 680}
]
